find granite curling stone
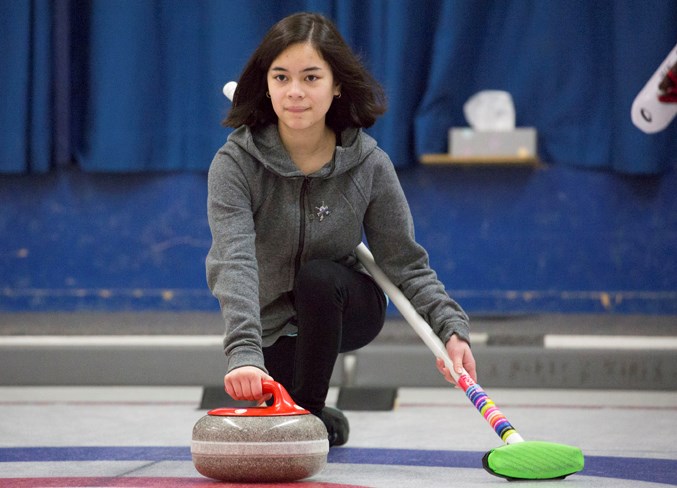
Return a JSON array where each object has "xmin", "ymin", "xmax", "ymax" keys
[{"xmin": 191, "ymin": 380, "xmax": 329, "ymax": 482}]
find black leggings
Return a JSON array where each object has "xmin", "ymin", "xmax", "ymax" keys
[{"xmin": 263, "ymin": 259, "xmax": 387, "ymax": 414}]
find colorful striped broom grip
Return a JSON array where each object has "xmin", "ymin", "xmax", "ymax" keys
[{"xmin": 355, "ymin": 243, "xmax": 524, "ymax": 445}]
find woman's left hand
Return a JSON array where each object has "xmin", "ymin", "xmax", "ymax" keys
[{"xmin": 435, "ymin": 333, "xmax": 477, "ymax": 386}]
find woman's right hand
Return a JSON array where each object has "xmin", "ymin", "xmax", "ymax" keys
[{"xmin": 224, "ymin": 366, "xmax": 274, "ymax": 403}]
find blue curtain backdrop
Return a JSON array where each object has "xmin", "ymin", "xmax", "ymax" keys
[
  {"xmin": 0, "ymin": 0, "xmax": 53, "ymax": 173},
  {"xmin": 1, "ymin": 0, "xmax": 676, "ymax": 174}
]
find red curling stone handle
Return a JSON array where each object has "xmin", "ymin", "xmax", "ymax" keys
[{"xmin": 208, "ymin": 380, "xmax": 310, "ymax": 417}]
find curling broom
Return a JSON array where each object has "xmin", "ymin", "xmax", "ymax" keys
[
  {"xmin": 355, "ymin": 242, "xmax": 585, "ymax": 481},
  {"xmin": 631, "ymin": 41, "xmax": 677, "ymax": 134}
]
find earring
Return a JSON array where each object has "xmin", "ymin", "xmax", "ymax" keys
[
  {"xmin": 266, "ymin": 91, "xmax": 271, "ymax": 99},
  {"xmin": 335, "ymin": 93, "xmax": 342, "ymax": 99}
]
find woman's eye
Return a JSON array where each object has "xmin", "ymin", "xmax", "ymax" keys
[
  {"xmin": 273, "ymin": 74, "xmax": 287, "ymax": 82},
  {"xmin": 306, "ymin": 75, "xmax": 318, "ymax": 82}
]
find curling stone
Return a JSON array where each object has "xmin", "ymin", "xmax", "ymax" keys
[{"xmin": 191, "ymin": 380, "xmax": 329, "ymax": 482}]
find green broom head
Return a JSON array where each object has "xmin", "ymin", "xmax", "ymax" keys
[{"xmin": 482, "ymin": 441, "xmax": 584, "ymax": 481}]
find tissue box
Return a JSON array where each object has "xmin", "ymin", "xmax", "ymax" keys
[{"xmin": 449, "ymin": 127, "xmax": 537, "ymax": 159}]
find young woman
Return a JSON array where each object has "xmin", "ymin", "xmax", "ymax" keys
[{"xmin": 206, "ymin": 12, "xmax": 476, "ymax": 447}]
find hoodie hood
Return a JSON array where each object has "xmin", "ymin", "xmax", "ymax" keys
[{"xmin": 227, "ymin": 124, "xmax": 378, "ymax": 178}]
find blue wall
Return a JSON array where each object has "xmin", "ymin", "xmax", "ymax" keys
[{"xmin": 2, "ymin": 163, "xmax": 675, "ymax": 315}]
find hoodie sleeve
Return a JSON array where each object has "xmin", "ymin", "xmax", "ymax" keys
[
  {"xmin": 206, "ymin": 146, "xmax": 267, "ymax": 373},
  {"xmin": 362, "ymin": 150, "xmax": 470, "ymax": 346}
]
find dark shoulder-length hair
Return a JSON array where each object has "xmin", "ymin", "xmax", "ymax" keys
[{"xmin": 223, "ymin": 12, "xmax": 387, "ymax": 132}]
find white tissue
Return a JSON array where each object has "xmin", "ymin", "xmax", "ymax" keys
[{"xmin": 463, "ymin": 90, "xmax": 515, "ymax": 132}]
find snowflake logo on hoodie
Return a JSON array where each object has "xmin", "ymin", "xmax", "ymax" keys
[{"xmin": 315, "ymin": 202, "xmax": 331, "ymax": 222}]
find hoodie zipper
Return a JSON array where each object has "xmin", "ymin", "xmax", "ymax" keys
[{"xmin": 295, "ymin": 177, "xmax": 310, "ymax": 275}]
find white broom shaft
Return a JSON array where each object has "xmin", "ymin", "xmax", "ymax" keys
[
  {"xmin": 355, "ymin": 242, "xmax": 525, "ymax": 445},
  {"xmin": 355, "ymin": 243, "xmax": 459, "ymax": 379},
  {"xmin": 223, "ymin": 81, "xmax": 237, "ymax": 101}
]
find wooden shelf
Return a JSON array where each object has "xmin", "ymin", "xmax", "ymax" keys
[{"xmin": 420, "ymin": 153, "xmax": 540, "ymax": 167}]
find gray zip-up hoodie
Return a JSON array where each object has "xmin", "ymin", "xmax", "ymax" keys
[{"xmin": 206, "ymin": 124, "xmax": 469, "ymax": 374}]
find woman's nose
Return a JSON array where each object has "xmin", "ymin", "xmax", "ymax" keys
[{"xmin": 287, "ymin": 80, "xmax": 304, "ymax": 98}]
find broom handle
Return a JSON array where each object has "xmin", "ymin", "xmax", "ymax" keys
[{"xmin": 355, "ymin": 243, "xmax": 524, "ymax": 445}]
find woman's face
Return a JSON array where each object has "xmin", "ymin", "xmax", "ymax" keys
[{"xmin": 267, "ymin": 42, "xmax": 341, "ymax": 134}]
